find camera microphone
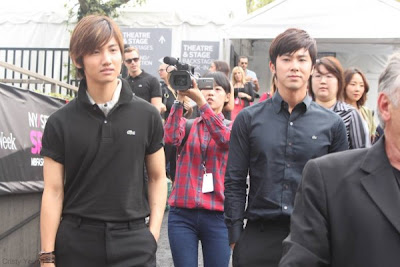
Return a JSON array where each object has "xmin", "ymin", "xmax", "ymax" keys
[{"xmin": 163, "ymin": 56, "xmax": 178, "ymax": 65}]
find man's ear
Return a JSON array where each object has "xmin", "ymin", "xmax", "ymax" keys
[
  {"xmin": 269, "ymin": 61, "xmax": 276, "ymax": 74},
  {"xmin": 377, "ymin": 92, "xmax": 391, "ymax": 123},
  {"xmin": 72, "ymin": 58, "xmax": 83, "ymax": 69}
]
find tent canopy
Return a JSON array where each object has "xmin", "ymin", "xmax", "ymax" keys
[{"xmin": 223, "ymin": 0, "xmax": 400, "ymax": 43}]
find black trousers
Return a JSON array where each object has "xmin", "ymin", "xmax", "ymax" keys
[
  {"xmin": 55, "ymin": 215, "xmax": 157, "ymax": 267},
  {"xmin": 232, "ymin": 218, "xmax": 290, "ymax": 267}
]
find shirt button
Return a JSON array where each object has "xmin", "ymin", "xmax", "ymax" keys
[
  {"xmin": 289, "ymin": 122, "xmax": 293, "ymax": 126},
  {"xmin": 287, "ymin": 163, "xmax": 290, "ymax": 167},
  {"xmin": 104, "ymin": 103, "xmax": 108, "ymax": 107},
  {"xmin": 283, "ymin": 183, "xmax": 289, "ymax": 190},
  {"xmin": 283, "ymin": 206, "xmax": 288, "ymax": 210},
  {"xmin": 104, "ymin": 120, "xmax": 108, "ymax": 124},
  {"xmin": 288, "ymin": 142, "xmax": 292, "ymax": 146}
]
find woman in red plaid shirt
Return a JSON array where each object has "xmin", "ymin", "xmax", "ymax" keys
[{"xmin": 164, "ymin": 71, "xmax": 232, "ymax": 267}]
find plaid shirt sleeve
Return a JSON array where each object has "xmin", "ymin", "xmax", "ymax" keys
[
  {"xmin": 199, "ymin": 103, "xmax": 232, "ymax": 148},
  {"xmin": 164, "ymin": 102, "xmax": 187, "ymax": 146}
]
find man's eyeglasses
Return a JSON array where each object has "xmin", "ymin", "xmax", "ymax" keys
[{"xmin": 125, "ymin": 57, "xmax": 140, "ymax": 64}]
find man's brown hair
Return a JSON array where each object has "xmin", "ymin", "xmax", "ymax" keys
[
  {"xmin": 269, "ymin": 28, "xmax": 317, "ymax": 67},
  {"xmin": 69, "ymin": 15, "xmax": 124, "ymax": 79}
]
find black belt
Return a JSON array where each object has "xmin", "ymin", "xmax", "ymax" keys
[{"xmin": 62, "ymin": 214, "xmax": 145, "ymax": 229}]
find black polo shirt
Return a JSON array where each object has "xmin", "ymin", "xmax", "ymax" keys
[
  {"xmin": 41, "ymin": 79, "xmax": 164, "ymax": 221},
  {"xmin": 126, "ymin": 70, "xmax": 161, "ymax": 103}
]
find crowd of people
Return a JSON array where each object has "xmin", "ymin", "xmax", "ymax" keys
[{"xmin": 38, "ymin": 15, "xmax": 400, "ymax": 267}]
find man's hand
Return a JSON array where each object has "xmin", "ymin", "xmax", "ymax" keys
[
  {"xmin": 149, "ymin": 226, "xmax": 160, "ymax": 242},
  {"xmin": 230, "ymin": 243, "xmax": 236, "ymax": 250},
  {"xmin": 160, "ymin": 103, "xmax": 167, "ymax": 114},
  {"xmin": 253, "ymin": 79, "xmax": 260, "ymax": 92}
]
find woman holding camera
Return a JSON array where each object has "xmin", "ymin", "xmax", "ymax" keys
[{"xmin": 164, "ymin": 71, "xmax": 232, "ymax": 267}]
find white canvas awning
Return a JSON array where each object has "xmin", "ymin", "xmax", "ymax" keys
[{"xmin": 223, "ymin": 0, "xmax": 400, "ymax": 42}]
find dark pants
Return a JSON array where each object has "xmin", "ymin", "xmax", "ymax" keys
[
  {"xmin": 168, "ymin": 207, "xmax": 231, "ymax": 267},
  {"xmin": 233, "ymin": 219, "xmax": 290, "ymax": 267},
  {"xmin": 55, "ymin": 215, "xmax": 157, "ymax": 267}
]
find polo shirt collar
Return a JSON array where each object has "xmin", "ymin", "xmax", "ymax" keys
[
  {"xmin": 77, "ymin": 78, "xmax": 133, "ymax": 107},
  {"xmin": 272, "ymin": 89, "xmax": 312, "ymax": 113},
  {"xmin": 127, "ymin": 69, "xmax": 145, "ymax": 80}
]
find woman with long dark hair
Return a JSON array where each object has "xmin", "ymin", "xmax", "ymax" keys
[{"xmin": 309, "ymin": 57, "xmax": 367, "ymax": 148}]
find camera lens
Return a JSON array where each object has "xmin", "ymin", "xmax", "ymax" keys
[{"xmin": 173, "ymin": 75, "xmax": 188, "ymax": 86}]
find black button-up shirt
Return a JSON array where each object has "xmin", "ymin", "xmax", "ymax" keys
[{"xmin": 224, "ymin": 90, "xmax": 348, "ymax": 244}]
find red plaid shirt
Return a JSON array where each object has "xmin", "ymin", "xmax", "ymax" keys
[{"xmin": 164, "ymin": 103, "xmax": 232, "ymax": 211}]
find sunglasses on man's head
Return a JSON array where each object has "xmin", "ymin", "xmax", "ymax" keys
[{"xmin": 125, "ymin": 57, "xmax": 140, "ymax": 64}]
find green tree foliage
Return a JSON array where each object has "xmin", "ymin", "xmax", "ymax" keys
[
  {"xmin": 66, "ymin": 0, "xmax": 146, "ymax": 21},
  {"xmin": 246, "ymin": 0, "xmax": 275, "ymax": 13}
]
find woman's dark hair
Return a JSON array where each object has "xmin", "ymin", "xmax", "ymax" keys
[
  {"xmin": 203, "ymin": 71, "xmax": 231, "ymax": 94},
  {"xmin": 344, "ymin": 68, "xmax": 370, "ymax": 107},
  {"xmin": 213, "ymin": 60, "xmax": 230, "ymax": 77},
  {"xmin": 309, "ymin": 56, "xmax": 344, "ymax": 101}
]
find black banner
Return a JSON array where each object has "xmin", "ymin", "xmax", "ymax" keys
[{"xmin": 0, "ymin": 83, "xmax": 65, "ymax": 195}]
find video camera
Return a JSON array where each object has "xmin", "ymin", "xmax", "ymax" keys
[{"xmin": 163, "ymin": 56, "xmax": 213, "ymax": 91}]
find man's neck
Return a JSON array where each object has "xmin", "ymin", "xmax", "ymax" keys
[
  {"xmin": 279, "ymin": 87, "xmax": 307, "ymax": 113},
  {"xmin": 385, "ymin": 131, "xmax": 400, "ymax": 170},
  {"xmin": 86, "ymin": 79, "xmax": 118, "ymax": 104},
  {"xmin": 316, "ymin": 98, "xmax": 336, "ymax": 109},
  {"xmin": 129, "ymin": 69, "xmax": 142, "ymax": 78}
]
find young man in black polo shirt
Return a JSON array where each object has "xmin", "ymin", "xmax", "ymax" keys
[
  {"xmin": 224, "ymin": 28, "xmax": 348, "ymax": 267},
  {"xmin": 39, "ymin": 15, "xmax": 167, "ymax": 267},
  {"xmin": 124, "ymin": 46, "xmax": 166, "ymax": 114}
]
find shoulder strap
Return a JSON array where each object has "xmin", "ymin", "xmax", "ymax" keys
[{"xmin": 181, "ymin": 119, "xmax": 194, "ymax": 149}]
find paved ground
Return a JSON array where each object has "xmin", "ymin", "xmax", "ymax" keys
[{"xmin": 156, "ymin": 211, "xmax": 233, "ymax": 267}]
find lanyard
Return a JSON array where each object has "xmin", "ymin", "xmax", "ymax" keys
[{"xmin": 198, "ymin": 120, "xmax": 211, "ymax": 174}]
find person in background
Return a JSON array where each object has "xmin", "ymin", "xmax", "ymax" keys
[
  {"xmin": 231, "ymin": 66, "xmax": 254, "ymax": 120},
  {"xmin": 165, "ymin": 71, "xmax": 232, "ymax": 267},
  {"xmin": 259, "ymin": 74, "xmax": 277, "ymax": 102},
  {"xmin": 39, "ymin": 15, "xmax": 166, "ymax": 267},
  {"xmin": 238, "ymin": 56, "xmax": 260, "ymax": 92},
  {"xmin": 224, "ymin": 28, "xmax": 348, "ymax": 267},
  {"xmin": 124, "ymin": 46, "xmax": 166, "ymax": 113},
  {"xmin": 344, "ymin": 67, "xmax": 376, "ymax": 144},
  {"xmin": 309, "ymin": 57, "xmax": 367, "ymax": 149},
  {"xmin": 158, "ymin": 63, "xmax": 192, "ymax": 181},
  {"xmin": 280, "ymin": 52, "xmax": 400, "ymax": 267},
  {"xmin": 210, "ymin": 60, "xmax": 234, "ymax": 119}
]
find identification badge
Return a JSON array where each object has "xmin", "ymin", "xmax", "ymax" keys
[
  {"xmin": 202, "ymin": 173, "xmax": 214, "ymax": 193},
  {"xmin": 234, "ymin": 97, "xmax": 240, "ymax": 105}
]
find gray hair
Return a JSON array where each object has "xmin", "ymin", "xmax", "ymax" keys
[{"xmin": 376, "ymin": 52, "xmax": 400, "ymax": 128}]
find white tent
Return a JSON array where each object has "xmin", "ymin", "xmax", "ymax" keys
[{"xmin": 222, "ymin": 0, "xmax": 400, "ymax": 110}]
